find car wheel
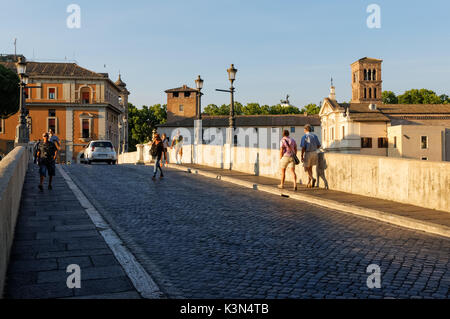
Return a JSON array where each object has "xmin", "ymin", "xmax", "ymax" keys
[
  {"xmin": 87, "ymin": 160, "xmax": 92, "ymax": 165},
  {"xmin": 112, "ymin": 161, "xmax": 117, "ymax": 165}
]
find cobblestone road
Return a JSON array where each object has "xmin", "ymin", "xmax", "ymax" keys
[{"xmin": 64, "ymin": 164, "xmax": 450, "ymax": 299}]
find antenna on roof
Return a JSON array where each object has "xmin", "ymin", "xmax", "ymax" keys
[
  {"xmin": 331, "ymin": 76, "xmax": 334, "ymax": 87},
  {"xmin": 13, "ymin": 38, "xmax": 17, "ymax": 58}
]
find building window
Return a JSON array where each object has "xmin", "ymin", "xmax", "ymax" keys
[
  {"xmin": 378, "ymin": 137, "xmax": 388, "ymax": 148},
  {"xmin": 369, "ymin": 88, "xmax": 372, "ymax": 99},
  {"xmin": 49, "ymin": 109, "xmax": 56, "ymax": 117},
  {"xmin": 421, "ymin": 157, "xmax": 428, "ymax": 161},
  {"xmin": 290, "ymin": 127, "xmax": 295, "ymax": 133},
  {"xmin": 368, "ymin": 70, "xmax": 372, "ymax": 81},
  {"xmin": 173, "ymin": 92, "xmax": 179, "ymax": 98},
  {"xmin": 82, "ymin": 91, "xmax": 90, "ymax": 104},
  {"xmin": 361, "ymin": 137, "xmax": 372, "ymax": 148},
  {"xmin": 373, "ymin": 69, "xmax": 376, "ymax": 81},
  {"xmin": 48, "ymin": 88, "xmax": 56, "ymax": 100},
  {"xmin": 179, "ymin": 105, "xmax": 184, "ymax": 112},
  {"xmin": 421, "ymin": 136, "xmax": 428, "ymax": 149},
  {"xmin": 82, "ymin": 119, "xmax": 90, "ymax": 138},
  {"xmin": 364, "ymin": 69, "xmax": 367, "ymax": 81},
  {"xmin": 48, "ymin": 118, "xmax": 57, "ymax": 133},
  {"xmin": 184, "ymin": 92, "xmax": 190, "ymax": 98},
  {"xmin": 393, "ymin": 136, "xmax": 397, "ymax": 149},
  {"xmin": 364, "ymin": 88, "xmax": 367, "ymax": 99}
]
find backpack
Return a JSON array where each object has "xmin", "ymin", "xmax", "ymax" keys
[{"xmin": 150, "ymin": 143, "xmax": 158, "ymax": 157}]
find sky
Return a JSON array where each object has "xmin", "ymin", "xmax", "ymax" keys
[{"xmin": 1, "ymin": 0, "xmax": 449, "ymax": 109}]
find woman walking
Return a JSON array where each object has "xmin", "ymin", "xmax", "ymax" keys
[{"xmin": 150, "ymin": 134, "xmax": 166, "ymax": 180}]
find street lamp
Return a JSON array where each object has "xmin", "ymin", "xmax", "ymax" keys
[
  {"xmin": 216, "ymin": 64, "xmax": 238, "ymax": 143},
  {"xmin": 15, "ymin": 57, "xmax": 29, "ymax": 145},
  {"xmin": 195, "ymin": 75, "xmax": 204, "ymax": 120},
  {"xmin": 227, "ymin": 64, "xmax": 237, "ymax": 130}
]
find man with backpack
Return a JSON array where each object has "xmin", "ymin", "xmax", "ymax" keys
[
  {"xmin": 36, "ymin": 132, "xmax": 58, "ymax": 191},
  {"xmin": 150, "ymin": 134, "xmax": 166, "ymax": 180},
  {"xmin": 300, "ymin": 124, "xmax": 321, "ymax": 188}
]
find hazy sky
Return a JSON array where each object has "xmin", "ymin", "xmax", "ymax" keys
[{"xmin": 1, "ymin": 0, "xmax": 449, "ymax": 108}]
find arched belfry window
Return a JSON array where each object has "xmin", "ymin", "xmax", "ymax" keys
[
  {"xmin": 369, "ymin": 88, "xmax": 372, "ymax": 99},
  {"xmin": 373, "ymin": 69, "xmax": 376, "ymax": 81},
  {"xmin": 364, "ymin": 69, "xmax": 367, "ymax": 81},
  {"xmin": 368, "ymin": 70, "xmax": 372, "ymax": 81},
  {"xmin": 374, "ymin": 88, "xmax": 377, "ymax": 99},
  {"xmin": 364, "ymin": 88, "xmax": 367, "ymax": 99}
]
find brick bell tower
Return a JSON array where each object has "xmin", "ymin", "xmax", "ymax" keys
[{"xmin": 351, "ymin": 57, "xmax": 383, "ymax": 103}]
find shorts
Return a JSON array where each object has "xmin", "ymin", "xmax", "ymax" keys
[
  {"xmin": 303, "ymin": 151, "xmax": 318, "ymax": 169},
  {"xmin": 39, "ymin": 161, "xmax": 56, "ymax": 177},
  {"xmin": 280, "ymin": 156, "xmax": 295, "ymax": 169}
]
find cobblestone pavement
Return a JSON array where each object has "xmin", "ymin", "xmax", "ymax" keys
[
  {"xmin": 5, "ymin": 164, "xmax": 141, "ymax": 299},
  {"xmin": 63, "ymin": 164, "xmax": 450, "ymax": 299}
]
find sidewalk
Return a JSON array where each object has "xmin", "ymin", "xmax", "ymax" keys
[
  {"xmin": 4, "ymin": 164, "xmax": 141, "ymax": 299},
  {"xmin": 167, "ymin": 163, "xmax": 450, "ymax": 239}
]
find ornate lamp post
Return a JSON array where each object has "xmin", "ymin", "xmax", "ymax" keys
[
  {"xmin": 227, "ymin": 64, "xmax": 237, "ymax": 130},
  {"xmin": 195, "ymin": 75, "xmax": 204, "ymax": 120},
  {"xmin": 216, "ymin": 64, "xmax": 238, "ymax": 145},
  {"xmin": 15, "ymin": 57, "xmax": 29, "ymax": 145}
]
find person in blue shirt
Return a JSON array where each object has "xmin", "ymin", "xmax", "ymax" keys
[{"xmin": 300, "ymin": 124, "xmax": 321, "ymax": 188}]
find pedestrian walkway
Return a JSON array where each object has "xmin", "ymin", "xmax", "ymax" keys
[
  {"xmin": 167, "ymin": 163, "xmax": 450, "ymax": 238},
  {"xmin": 4, "ymin": 164, "xmax": 141, "ymax": 299}
]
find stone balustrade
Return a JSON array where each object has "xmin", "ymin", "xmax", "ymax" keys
[
  {"xmin": 0, "ymin": 147, "xmax": 30, "ymax": 297},
  {"xmin": 119, "ymin": 144, "xmax": 450, "ymax": 212}
]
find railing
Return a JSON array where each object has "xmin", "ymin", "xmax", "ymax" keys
[{"xmin": 0, "ymin": 146, "xmax": 30, "ymax": 297}]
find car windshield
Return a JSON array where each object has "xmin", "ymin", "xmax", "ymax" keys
[{"xmin": 92, "ymin": 142, "xmax": 113, "ymax": 148}]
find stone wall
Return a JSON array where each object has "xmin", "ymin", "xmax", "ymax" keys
[
  {"xmin": 0, "ymin": 146, "xmax": 30, "ymax": 297},
  {"xmin": 120, "ymin": 144, "xmax": 450, "ymax": 213}
]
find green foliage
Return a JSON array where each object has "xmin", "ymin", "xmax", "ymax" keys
[
  {"xmin": 397, "ymin": 89, "xmax": 442, "ymax": 104},
  {"xmin": 382, "ymin": 91, "xmax": 398, "ymax": 104},
  {"xmin": 440, "ymin": 94, "xmax": 450, "ymax": 104},
  {"xmin": 127, "ymin": 103, "xmax": 167, "ymax": 151},
  {"xmin": 203, "ymin": 102, "xmax": 304, "ymax": 116},
  {"xmin": 300, "ymin": 103, "xmax": 320, "ymax": 115},
  {"xmin": 0, "ymin": 64, "xmax": 20, "ymax": 119}
]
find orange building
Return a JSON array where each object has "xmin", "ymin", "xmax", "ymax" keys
[{"xmin": 0, "ymin": 58, "xmax": 130, "ymax": 162}]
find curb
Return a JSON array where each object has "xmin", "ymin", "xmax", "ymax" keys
[{"xmin": 167, "ymin": 164, "xmax": 450, "ymax": 239}]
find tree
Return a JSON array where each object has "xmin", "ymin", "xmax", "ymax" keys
[
  {"xmin": 440, "ymin": 94, "xmax": 450, "ymax": 104},
  {"xmin": 398, "ymin": 89, "xmax": 441, "ymax": 104},
  {"xmin": 382, "ymin": 91, "xmax": 398, "ymax": 104},
  {"xmin": 268, "ymin": 104, "xmax": 302, "ymax": 115},
  {"xmin": 127, "ymin": 103, "xmax": 167, "ymax": 151},
  {"xmin": 300, "ymin": 103, "xmax": 320, "ymax": 115},
  {"xmin": 0, "ymin": 64, "xmax": 20, "ymax": 118}
]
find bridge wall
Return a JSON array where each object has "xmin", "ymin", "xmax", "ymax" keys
[
  {"xmin": 119, "ymin": 145, "xmax": 450, "ymax": 212},
  {"xmin": 0, "ymin": 146, "xmax": 30, "ymax": 297}
]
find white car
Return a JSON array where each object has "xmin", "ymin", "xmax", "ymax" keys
[{"xmin": 83, "ymin": 140, "xmax": 117, "ymax": 165}]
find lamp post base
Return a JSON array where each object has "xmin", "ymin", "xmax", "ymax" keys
[{"xmin": 15, "ymin": 123, "xmax": 29, "ymax": 147}]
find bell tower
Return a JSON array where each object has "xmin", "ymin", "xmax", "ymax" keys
[{"xmin": 351, "ymin": 57, "xmax": 382, "ymax": 103}]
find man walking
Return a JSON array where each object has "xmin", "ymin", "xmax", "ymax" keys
[
  {"xmin": 300, "ymin": 124, "xmax": 321, "ymax": 188},
  {"xmin": 279, "ymin": 130, "xmax": 298, "ymax": 190},
  {"xmin": 49, "ymin": 129, "xmax": 61, "ymax": 163},
  {"xmin": 36, "ymin": 132, "xmax": 58, "ymax": 191}
]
